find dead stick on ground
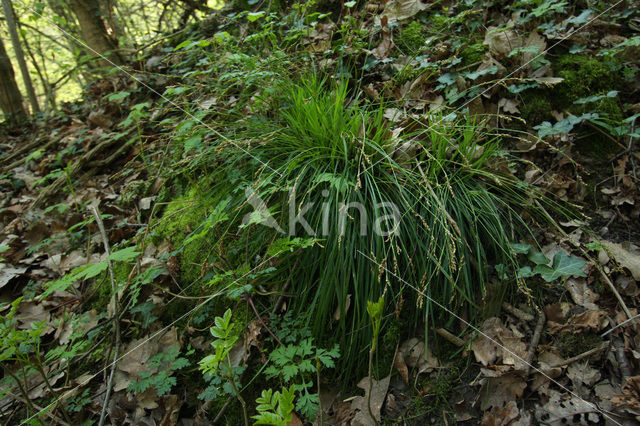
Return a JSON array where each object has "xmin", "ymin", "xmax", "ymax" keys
[
  {"xmin": 0, "ymin": 135, "xmax": 48, "ymax": 167},
  {"xmin": 503, "ymin": 302, "xmax": 535, "ymax": 322},
  {"xmin": 525, "ymin": 309, "xmax": 545, "ymax": 376},
  {"xmin": 5, "ymin": 391, "xmax": 69, "ymax": 425},
  {"xmin": 272, "ymin": 259, "xmax": 300, "ymax": 314},
  {"xmin": 91, "ymin": 205, "xmax": 120, "ymax": 426},
  {"xmin": 31, "ymin": 137, "xmax": 120, "ymax": 208},
  {"xmin": 436, "ymin": 328, "xmax": 466, "ymax": 347},
  {"xmin": 613, "ymin": 337, "xmax": 632, "ymax": 380},
  {"xmin": 549, "ymin": 343, "xmax": 607, "ymax": 368},
  {"xmin": 1, "ymin": 136, "xmax": 61, "ymax": 173}
]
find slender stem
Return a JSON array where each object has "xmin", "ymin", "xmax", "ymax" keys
[
  {"xmin": 227, "ymin": 370, "xmax": 248, "ymax": 426},
  {"xmin": 367, "ymin": 347, "xmax": 378, "ymax": 425},
  {"xmin": 4, "ymin": 367, "xmax": 38, "ymax": 416},
  {"xmin": 92, "ymin": 205, "xmax": 121, "ymax": 426},
  {"xmin": 316, "ymin": 357, "xmax": 324, "ymax": 426},
  {"xmin": 246, "ymin": 295, "xmax": 282, "ymax": 345},
  {"xmin": 33, "ymin": 360, "xmax": 72, "ymax": 423}
]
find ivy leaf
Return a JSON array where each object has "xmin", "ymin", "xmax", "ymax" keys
[
  {"xmin": 510, "ymin": 243, "xmax": 532, "ymax": 254},
  {"xmin": 527, "ymin": 250, "xmax": 550, "ymax": 265},
  {"xmin": 574, "ymin": 90, "xmax": 618, "ymax": 105},
  {"xmin": 533, "ymin": 252, "xmax": 587, "ymax": 282},
  {"xmin": 517, "ymin": 266, "xmax": 535, "ymax": 278}
]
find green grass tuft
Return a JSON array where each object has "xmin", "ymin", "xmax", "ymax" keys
[{"xmin": 171, "ymin": 76, "xmax": 555, "ymax": 379}]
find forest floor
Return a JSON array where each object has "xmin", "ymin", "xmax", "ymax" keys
[{"xmin": 1, "ymin": 1, "xmax": 640, "ymax": 425}]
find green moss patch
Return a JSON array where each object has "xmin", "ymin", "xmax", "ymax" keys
[
  {"xmin": 397, "ymin": 21, "xmax": 426, "ymax": 52},
  {"xmin": 554, "ymin": 55, "xmax": 619, "ymax": 106}
]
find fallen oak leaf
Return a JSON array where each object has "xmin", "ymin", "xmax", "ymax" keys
[
  {"xmin": 535, "ymin": 390, "xmax": 600, "ymax": 425},
  {"xmin": 350, "ymin": 375, "xmax": 390, "ymax": 425},
  {"xmin": 479, "ymin": 373, "xmax": 527, "ymax": 411},
  {"xmin": 601, "ymin": 241, "xmax": 640, "ymax": 281},
  {"xmin": 481, "ymin": 400, "xmax": 520, "ymax": 426},
  {"xmin": 610, "ymin": 376, "xmax": 640, "ymax": 413}
]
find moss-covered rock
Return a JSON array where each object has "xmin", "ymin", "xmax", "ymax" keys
[
  {"xmin": 460, "ymin": 43, "xmax": 485, "ymax": 66},
  {"xmin": 554, "ymin": 55, "xmax": 619, "ymax": 106},
  {"xmin": 153, "ymin": 178, "xmax": 217, "ymax": 285},
  {"xmin": 520, "ymin": 92, "xmax": 555, "ymax": 125},
  {"xmin": 397, "ymin": 21, "xmax": 425, "ymax": 52}
]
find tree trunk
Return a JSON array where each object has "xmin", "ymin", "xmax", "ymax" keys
[
  {"xmin": 68, "ymin": 0, "xmax": 124, "ymax": 68},
  {"xmin": 2, "ymin": 0, "xmax": 40, "ymax": 114},
  {"xmin": 0, "ymin": 36, "xmax": 27, "ymax": 123}
]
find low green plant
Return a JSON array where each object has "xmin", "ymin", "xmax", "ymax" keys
[
  {"xmin": 128, "ymin": 345, "xmax": 191, "ymax": 396},
  {"xmin": 164, "ymin": 76, "xmax": 559, "ymax": 381},
  {"xmin": 397, "ymin": 22, "xmax": 425, "ymax": 53},
  {"xmin": 264, "ymin": 337, "xmax": 339, "ymax": 420},
  {"xmin": 366, "ymin": 295, "xmax": 384, "ymax": 424},
  {"xmin": 0, "ymin": 298, "xmax": 71, "ymax": 422},
  {"xmin": 0, "ymin": 245, "xmax": 8, "ymax": 261},
  {"xmin": 40, "ymin": 245, "xmax": 139, "ymax": 299},
  {"xmin": 252, "ymin": 385, "xmax": 296, "ymax": 426},
  {"xmin": 498, "ymin": 243, "xmax": 587, "ymax": 282},
  {"xmin": 199, "ymin": 308, "xmax": 248, "ymax": 426}
]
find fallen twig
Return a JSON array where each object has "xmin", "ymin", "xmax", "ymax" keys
[
  {"xmin": 601, "ymin": 313, "xmax": 640, "ymax": 337},
  {"xmin": 503, "ymin": 302, "xmax": 535, "ymax": 322},
  {"xmin": 436, "ymin": 328, "xmax": 466, "ymax": 347},
  {"xmin": 31, "ymin": 137, "xmax": 121, "ymax": 208},
  {"xmin": 5, "ymin": 391, "xmax": 69, "ymax": 425},
  {"xmin": 0, "ymin": 135, "xmax": 47, "ymax": 168},
  {"xmin": 525, "ymin": 309, "xmax": 545, "ymax": 376},
  {"xmin": 613, "ymin": 337, "xmax": 632, "ymax": 380},
  {"xmin": 91, "ymin": 205, "xmax": 120, "ymax": 426},
  {"xmin": 549, "ymin": 343, "xmax": 607, "ymax": 368},
  {"xmin": 1, "ymin": 136, "xmax": 60, "ymax": 173},
  {"xmin": 272, "ymin": 259, "xmax": 300, "ymax": 314}
]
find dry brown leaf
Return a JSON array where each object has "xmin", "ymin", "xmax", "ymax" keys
[
  {"xmin": 565, "ymin": 278, "xmax": 599, "ymax": 310},
  {"xmin": 498, "ymin": 98, "xmax": 520, "ymax": 114},
  {"xmin": 616, "ymin": 275, "xmax": 638, "ymax": 296},
  {"xmin": 481, "ymin": 400, "xmax": 520, "ymax": 426},
  {"xmin": 544, "ymin": 303, "xmax": 571, "ymax": 324},
  {"xmin": 351, "ymin": 375, "xmax": 390, "ymax": 425},
  {"xmin": 534, "ymin": 390, "xmax": 599, "ymax": 424},
  {"xmin": 15, "ymin": 301, "xmax": 53, "ymax": 334},
  {"xmin": 159, "ymin": 395, "xmax": 182, "ymax": 426},
  {"xmin": 522, "ymin": 31, "xmax": 546, "ymax": 68},
  {"xmin": 531, "ymin": 76, "xmax": 564, "ymax": 86},
  {"xmin": 610, "ymin": 376, "xmax": 640, "ymax": 412},
  {"xmin": 393, "ymin": 350, "xmax": 409, "ymax": 385},
  {"xmin": 399, "ymin": 337, "xmax": 439, "ymax": 378},
  {"xmin": 374, "ymin": 20, "xmax": 394, "ymax": 60},
  {"xmin": 601, "ymin": 241, "xmax": 640, "ymax": 281},
  {"xmin": 471, "ymin": 324, "xmax": 502, "ymax": 366},
  {"xmin": 479, "ymin": 373, "xmax": 527, "ymax": 411},
  {"xmin": 380, "ymin": 0, "xmax": 431, "ymax": 23},
  {"xmin": 483, "ymin": 26, "xmax": 523, "ymax": 58},
  {"xmin": 567, "ymin": 362, "xmax": 601, "ymax": 388},
  {"xmin": 566, "ymin": 310, "xmax": 609, "ymax": 333},
  {"xmin": 117, "ymin": 337, "xmax": 158, "ymax": 376},
  {"xmin": 0, "ymin": 264, "xmax": 27, "ymax": 289},
  {"xmin": 471, "ymin": 318, "xmax": 527, "ymax": 370}
]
